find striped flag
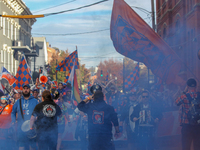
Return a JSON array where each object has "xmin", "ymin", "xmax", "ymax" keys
[
  {"xmin": 125, "ymin": 63, "xmax": 140, "ymax": 90},
  {"xmin": 13, "ymin": 55, "xmax": 32, "ymax": 90},
  {"xmin": 68, "ymin": 62, "xmax": 80, "ymax": 105}
]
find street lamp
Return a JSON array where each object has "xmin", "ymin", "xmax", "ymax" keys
[{"xmin": 115, "ymin": 76, "xmax": 117, "ymax": 85}]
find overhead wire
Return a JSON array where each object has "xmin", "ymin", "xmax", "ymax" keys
[
  {"xmin": 43, "ymin": 0, "xmax": 109, "ymax": 17},
  {"xmin": 32, "ymin": 0, "xmax": 77, "ymax": 14},
  {"xmin": 0, "ymin": 0, "xmax": 109, "ymax": 18},
  {"xmin": 32, "ymin": 29, "xmax": 109, "ymax": 36}
]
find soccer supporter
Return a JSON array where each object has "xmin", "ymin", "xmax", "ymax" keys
[
  {"xmin": 30, "ymin": 90, "xmax": 62, "ymax": 150},
  {"xmin": 78, "ymin": 91, "xmax": 120, "ymax": 150},
  {"xmin": 130, "ymin": 90, "xmax": 162, "ymax": 150},
  {"xmin": 0, "ymin": 95, "xmax": 14, "ymax": 149},
  {"xmin": 11, "ymin": 84, "xmax": 38, "ymax": 150}
]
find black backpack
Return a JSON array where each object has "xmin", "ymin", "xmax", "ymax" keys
[{"xmin": 186, "ymin": 92, "xmax": 200, "ymax": 124}]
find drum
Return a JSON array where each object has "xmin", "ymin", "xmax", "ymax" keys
[
  {"xmin": 138, "ymin": 124, "xmax": 154, "ymax": 137},
  {"xmin": 21, "ymin": 120, "xmax": 37, "ymax": 139}
]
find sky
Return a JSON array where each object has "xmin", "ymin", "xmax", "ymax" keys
[{"xmin": 23, "ymin": 0, "xmax": 155, "ymax": 68}]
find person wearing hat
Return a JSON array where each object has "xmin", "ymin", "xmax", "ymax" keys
[
  {"xmin": 77, "ymin": 90, "xmax": 120, "ymax": 150},
  {"xmin": 11, "ymin": 84, "xmax": 38, "ymax": 150},
  {"xmin": 175, "ymin": 78, "xmax": 200, "ymax": 150},
  {"xmin": 32, "ymin": 89, "xmax": 42, "ymax": 103}
]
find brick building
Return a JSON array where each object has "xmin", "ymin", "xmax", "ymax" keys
[{"xmin": 156, "ymin": 0, "xmax": 200, "ymax": 82}]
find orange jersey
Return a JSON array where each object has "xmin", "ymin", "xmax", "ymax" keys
[{"xmin": 0, "ymin": 104, "xmax": 13, "ymax": 129}]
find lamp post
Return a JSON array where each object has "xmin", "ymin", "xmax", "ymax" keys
[{"xmin": 115, "ymin": 76, "xmax": 117, "ymax": 85}]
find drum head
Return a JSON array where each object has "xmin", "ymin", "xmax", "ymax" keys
[{"xmin": 21, "ymin": 120, "xmax": 31, "ymax": 132}]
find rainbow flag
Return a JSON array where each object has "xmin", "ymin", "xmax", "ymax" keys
[{"xmin": 68, "ymin": 62, "xmax": 80, "ymax": 105}]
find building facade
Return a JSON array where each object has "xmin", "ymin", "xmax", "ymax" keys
[
  {"xmin": 0, "ymin": 0, "xmax": 36, "ymax": 76},
  {"xmin": 31, "ymin": 37, "xmax": 48, "ymax": 75},
  {"xmin": 156, "ymin": 0, "xmax": 200, "ymax": 82}
]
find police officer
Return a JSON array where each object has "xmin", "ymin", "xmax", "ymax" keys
[
  {"xmin": 175, "ymin": 78, "xmax": 200, "ymax": 150},
  {"xmin": 78, "ymin": 88, "xmax": 120, "ymax": 150}
]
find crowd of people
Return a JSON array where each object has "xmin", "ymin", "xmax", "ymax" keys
[{"xmin": 0, "ymin": 78, "xmax": 199, "ymax": 150}]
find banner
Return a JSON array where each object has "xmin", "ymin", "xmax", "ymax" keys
[{"xmin": 110, "ymin": 0, "xmax": 185, "ymax": 85}]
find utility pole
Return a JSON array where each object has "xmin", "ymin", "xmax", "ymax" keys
[
  {"xmin": 148, "ymin": 0, "xmax": 156, "ymax": 87},
  {"xmin": 151, "ymin": 0, "xmax": 156, "ymax": 31}
]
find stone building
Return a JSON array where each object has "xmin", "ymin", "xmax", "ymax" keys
[{"xmin": 0, "ymin": 0, "xmax": 37, "ymax": 76}]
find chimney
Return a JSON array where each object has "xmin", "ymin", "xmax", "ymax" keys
[{"xmin": 47, "ymin": 42, "xmax": 49, "ymax": 47}]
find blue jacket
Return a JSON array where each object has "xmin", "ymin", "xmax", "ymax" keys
[{"xmin": 11, "ymin": 95, "xmax": 38, "ymax": 127}]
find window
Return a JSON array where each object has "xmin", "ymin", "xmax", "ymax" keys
[
  {"xmin": 4, "ymin": 50, "xmax": 6, "ymax": 67},
  {"xmin": 15, "ymin": 27, "xmax": 17, "ymax": 40},
  {"xmin": 11, "ymin": 52, "xmax": 13, "ymax": 72},
  {"xmin": 11, "ymin": 24, "xmax": 13, "ymax": 40},
  {"xmin": 1, "ymin": 50, "xmax": 3, "ymax": 62},
  {"xmin": 15, "ymin": 60, "xmax": 17, "ymax": 74},
  {"xmin": 8, "ymin": 52, "xmax": 10, "ymax": 72},
  {"xmin": 163, "ymin": 28, "xmax": 166, "ymax": 39},
  {"xmin": 8, "ymin": 21, "xmax": 10, "ymax": 38},
  {"xmin": 175, "ymin": 19, "xmax": 180, "ymax": 33},
  {"xmin": 3, "ymin": 17, "xmax": 5, "ymax": 35},
  {"xmin": 0, "ymin": 16, "xmax": 2, "ymax": 27}
]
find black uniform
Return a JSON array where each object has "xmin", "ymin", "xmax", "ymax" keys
[
  {"xmin": 130, "ymin": 102, "xmax": 162, "ymax": 150},
  {"xmin": 32, "ymin": 100, "xmax": 62, "ymax": 150},
  {"xmin": 78, "ymin": 100, "xmax": 119, "ymax": 150}
]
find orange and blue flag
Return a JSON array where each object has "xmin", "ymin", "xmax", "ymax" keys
[
  {"xmin": 0, "ymin": 67, "xmax": 16, "ymax": 86},
  {"xmin": 56, "ymin": 50, "xmax": 79, "ymax": 72},
  {"xmin": 125, "ymin": 63, "xmax": 140, "ymax": 90},
  {"xmin": 110, "ymin": 0, "xmax": 184, "ymax": 85},
  {"xmin": 13, "ymin": 55, "xmax": 32, "ymax": 90},
  {"xmin": 64, "ymin": 72, "xmax": 70, "ymax": 83}
]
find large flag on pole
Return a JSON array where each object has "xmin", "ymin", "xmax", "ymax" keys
[
  {"xmin": 0, "ymin": 67, "xmax": 16, "ymax": 86},
  {"xmin": 67, "ymin": 62, "xmax": 81, "ymax": 105},
  {"xmin": 56, "ymin": 50, "xmax": 79, "ymax": 72},
  {"xmin": 110, "ymin": 0, "xmax": 184, "ymax": 85},
  {"xmin": 13, "ymin": 55, "xmax": 32, "ymax": 90},
  {"xmin": 125, "ymin": 63, "xmax": 140, "ymax": 90}
]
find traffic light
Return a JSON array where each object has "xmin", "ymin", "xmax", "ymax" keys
[{"xmin": 101, "ymin": 70, "xmax": 103, "ymax": 77}]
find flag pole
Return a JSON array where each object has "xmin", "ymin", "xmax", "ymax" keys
[
  {"xmin": 76, "ymin": 46, "xmax": 82, "ymax": 92},
  {"xmin": 56, "ymin": 59, "xmax": 58, "ymax": 81}
]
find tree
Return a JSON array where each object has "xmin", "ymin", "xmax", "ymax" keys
[
  {"xmin": 97, "ymin": 59, "xmax": 123, "ymax": 89},
  {"xmin": 96, "ymin": 58, "xmax": 149, "ymax": 91},
  {"xmin": 49, "ymin": 50, "xmax": 69, "ymax": 82},
  {"xmin": 79, "ymin": 64, "xmax": 91, "ymax": 85}
]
